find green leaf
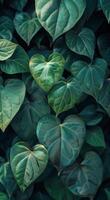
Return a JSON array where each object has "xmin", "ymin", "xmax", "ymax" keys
[
  {"xmin": 48, "ymin": 78, "xmax": 84, "ymax": 115},
  {"xmin": 10, "ymin": 141, "xmax": 48, "ymax": 191},
  {"xmin": 60, "ymin": 151, "xmax": 103, "ymax": 198},
  {"xmin": 45, "ymin": 176, "xmax": 73, "ymax": 200},
  {"xmin": 10, "ymin": 0, "xmax": 28, "ymax": 11},
  {"xmin": 11, "ymin": 95, "xmax": 50, "ymax": 141},
  {"xmin": 0, "ymin": 16, "xmax": 14, "ymax": 33},
  {"xmin": 0, "ymin": 39, "xmax": 17, "ymax": 61},
  {"xmin": 70, "ymin": 59, "xmax": 107, "ymax": 96},
  {"xmin": 100, "ymin": 0, "xmax": 110, "ymax": 23},
  {"xmin": 105, "ymin": 188, "xmax": 110, "ymax": 199},
  {"xmin": 14, "ymin": 12, "xmax": 41, "ymax": 45},
  {"xmin": 0, "ymin": 162, "xmax": 17, "ymax": 198},
  {"xmin": 0, "ymin": 79, "xmax": 26, "ymax": 132},
  {"xmin": 37, "ymin": 114, "xmax": 86, "ymax": 169},
  {"xmin": 35, "ymin": 0, "xmax": 86, "ymax": 40},
  {"xmin": 29, "ymin": 52, "xmax": 65, "ymax": 92},
  {"xmin": 86, "ymin": 127, "xmax": 106, "ymax": 148},
  {"xmin": 0, "ymin": 45, "xmax": 29, "ymax": 74},
  {"xmin": 65, "ymin": 28, "xmax": 96, "ymax": 59},
  {"xmin": 0, "ymin": 192, "xmax": 8, "ymax": 200},
  {"xmin": 0, "ymin": 29, "xmax": 12, "ymax": 40}
]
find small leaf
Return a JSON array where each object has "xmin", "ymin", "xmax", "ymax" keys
[
  {"xmin": 0, "ymin": 79, "xmax": 26, "ymax": 131},
  {"xmin": 48, "ymin": 78, "xmax": 84, "ymax": 115},
  {"xmin": 60, "ymin": 151, "xmax": 103, "ymax": 198},
  {"xmin": 66, "ymin": 28, "xmax": 96, "ymax": 59},
  {"xmin": 14, "ymin": 12, "xmax": 41, "ymax": 45},
  {"xmin": 10, "ymin": 0, "xmax": 28, "ymax": 11},
  {"xmin": 37, "ymin": 114, "xmax": 86, "ymax": 169},
  {"xmin": 29, "ymin": 52, "xmax": 65, "ymax": 92},
  {"xmin": 35, "ymin": 0, "xmax": 86, "ymax": 40},
  {"xmin": 86, "ymin": 127, "xmax": 106, "ymax": 148},
  {"xmin": 0, "ymin": 45, "xmax": 29, "ymax": 74},
  {"xmin": 70, "ymin": 59, "xmax": 107, "ymax": 96},
  {"xmin": 10, "ymin": 141, "xmax": 48, "ymax": 191},
  {"xmin": 100, "ymin": 0, "xmax": 110, "ymax": 23},
  {"xmin": 0, "ymin": 39, "xmax": 17, "ymax": 61}
]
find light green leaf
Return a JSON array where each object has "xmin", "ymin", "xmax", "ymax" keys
[
  {"xmin": 0, "ymin": 192, "xmax": 8, "ymax": 200},
  {"xmin": 0, "ymin": 79, "xmax": 26, "ymax": 132},
  {"xmin": 60, "ymin": 151, "xmax": 103, "ymax": 198},
  {"xmin": 0, "ymin": 45, "xmax": 29, "ymax": 74},
  {"xmin": 100, "ymin": 0, "xmax": 110, "ymax": 23},
  {"xmin": 37, "ymin": 114, "xmax": 86, "ymax": 169},
  {"xmin": 0, "ymin": 162, "xmax": 17, "ymax": 197},
  {"xmin": 0, "ymin": 39, "xmax": 17, "ymax": 61},
  {"xmin": 70, "ymin": 59, "xmax": 107, "ymax": 96},
  {"xmin": 29, "ymin": 52, "xmax": 65, "ymax": 92},
  {"xmin": 45, "ymin": 176, "xmax": 73, "ymax": 200},
  {"xmin": 14, "ymin": 12, "xmax": 41, "ymax": 45},
  {"xmin": 10, "ymin": 142, "xmax": 48, "ymax": 191},
  {"xmin": 66, "ymin": 28, "xmax": 96, "ymax": 59},
  {"xmin": 86, "ymin": 127, "xmax": 106, "ymax": 148},
  {"xmin": 35, "ymin": 0, "xmax": 86, "ymax": 40},
  {"xmin": 48, "ymin": 78, "xmax": 84, "ymax": 115}
]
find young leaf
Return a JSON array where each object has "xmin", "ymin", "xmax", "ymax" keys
[
  {"xmin": 14, "ymin": 12, "xmax": 41, "ymax": 45},
  {"xmin": 10, "ymin": 142, "xmax": 48, "ymax": 191},
  {"xmin": 100, "ymin": 0, "xmax": 110, "ymax": 22},
  {"xmin": 37, "ymin": 114, "xmax": 86, "ymax": 169},
  {"xmin": 86, "ymin": 127, "xmax": 106, "ymax": 148},
  {"xmin": 60, "ymin": 151, "xmax": 103, "ymax": 198},
  {"xmin": 65, "ymin": 28, "xmax": 96, "ymax": 59},
  {"xmin": 0, "ymin": 39, "xmax": 17, "ymax": 61},
  {"xmin": 70, "ymin": 59, "xmax": 107, "ymax": 96},
  {"xmin": 48, "ymin": 78, "xmax": 84, "ymax": 115},
  {"xmin": 0, "ymin": 45, "xmax": 29, "ymax": 74},
  {"xmin": 29, "ymin": 52, "xmax": 65, "ymax": 92},
  {"xmin": 35, "ymin": 0, "xmax": 86, "ymax": 40},
  {"xmin": 45, "ymin": 176, "xmax": 73, "ymax": 200},
  {"xmin": 0, "ymin": 79, "xmax": 26, "ymax": 132}
]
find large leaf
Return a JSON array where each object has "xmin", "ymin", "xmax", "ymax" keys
[
  {"xmin": 45, "ymin": 176, "xmax": 73, "ymax": 200},
  {"xmin": 60, "ymin": 151, "xmax": 103, "ymax": 198},
  {"xmin": 48, "ymin": 78, "xmax": 84, "ymax": 115},
  {"xmin": 0, "ymin": 45, "xmax": 29, "ymax": 74},
  {"xmin": 14, "ymin": 12, "xmax": 41, "ymax": 45},
  {"xmin": 37, "ymin": 114, "xmax": 86, "ymax": 169},
  {"xmin": 0, "ymin": 162, "xmax": 17, "ymax": 198},
  {"xmin": 65, "ymin": 28, "xmax": 96, "ymax": 59},
  {"xmin": 0, "ymin": 39, "xmax": 17, "ymax": 61},
  {"xmin": 86, "ymin": 127, "xmax": 106, "ymax": 148},
  {"xmin": 29, "ymin": 52, "xmax": 65, "ymax": 92},
  {"xmin": 0, "ymin": 78, "xmax": 26, "ymax": 131},
  {"xmin": 70, "ymin": 59, "xmax": 107, "ymax": 96},
  {"xmin": 100, "ymin": 0, "xmax": 110, "ymax": 22},
  {"xmin": 35, "ymin": 0, "xmax": 86, "ymax": 40},
  {"xmin": 10, "ymin": 141, "xmax": 48, "ymax": 191}
]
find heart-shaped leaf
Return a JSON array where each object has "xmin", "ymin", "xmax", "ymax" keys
[
  {"xmin": 70, "ymin": 59, "xmax": 107, "ymax": 96},
  {"xmin": 10, "ymin": 141, "xmax": 48, "ymax": 191},
  {"xmin": 0, "ymin": 78, "xmax": 26, "ymax": 131},
  {"xmin": 60, "ymin": 151, "xmax": 103, "ymax": 198},
  {"xmin": 66, "ymin": 28, "xmax": 96, "ymax": 59},
  {"xmin": 14, "ymin": 12, "xmax": 41, "ymax": 45},
  {"xmin": 35, "ymin": 0, "xmax": 86, "ymax": 40},
  {"xmin": 48, "ymin": 78, "xmax": 84, "ymax": 115},
  {"xmin": 29, "ymin": 52, "xmax": 65, "ymax": 92},
  {"xmin": 0, "ymin": 45, "xmax": 29, "ymax": 74},
  {"xmin": 36, "ymin": 114, "xmax": 86, "ymax": 169},
  {"xmin": 0, "ymin": 39, "xmax": 17, "ymax": 61}
]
